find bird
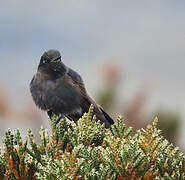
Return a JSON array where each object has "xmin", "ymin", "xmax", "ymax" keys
[{"xmin": 30, "ymin": 49, "xmax": 114, "ymax": 128}]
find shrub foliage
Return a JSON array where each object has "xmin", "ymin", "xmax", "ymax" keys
[{"xmin": 0, "ymin": 105, "xmax": 184, "ymax": 179}]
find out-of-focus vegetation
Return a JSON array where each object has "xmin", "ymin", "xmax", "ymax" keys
[
  {"xmin": 157, "ymin": 110, "xmax": 181, "ymax": 146},
  {"xmin": 0, "ymin": 86, "xmax": 44, "ymax": 144},
  {"xmin": 0, "ymin": 59, "xmax": 183, "ymax": 151},
  {"xmin": 0, "ymin": 60, "xmax": 184, "ymax": 179},
  {"xmin": 95, "ymin": 62, "xmax": 182, "ymax": 149},
  {"xmin": 0, "ymin": 106, "xmax": 184, "ymax": 179}
]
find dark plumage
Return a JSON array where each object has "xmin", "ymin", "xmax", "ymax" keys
[{"xmin": 30, "ymin": 49, "xmax": 114, "ymax": 128}]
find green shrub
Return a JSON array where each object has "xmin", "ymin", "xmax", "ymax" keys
[{"xmin": 0, "ymin": 105, "xmax": 184, "ymax": 179}]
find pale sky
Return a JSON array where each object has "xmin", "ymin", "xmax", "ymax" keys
[{"xmin": 0, "ymin": 1, "xmax": 185, "ymax": 146}]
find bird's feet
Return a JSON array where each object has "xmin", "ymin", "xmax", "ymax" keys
[
  {"xmin": 47, "ymin": 110, "xmax": 54, "ymax": 119},
  {"xmin": 56, "ymin": 114, "xmax": 65, "ymax": 124},
  {"xmin": 47, "ymin": 111, "xmax": 65, "ymax": 124}
]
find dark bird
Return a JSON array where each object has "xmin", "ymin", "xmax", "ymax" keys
[{"xmin": 30, "ymin": 49, "xmax": 114, "ymax": 128}]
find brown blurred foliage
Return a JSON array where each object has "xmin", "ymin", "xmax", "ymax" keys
[
  {"xmin": 95, "ymin": 62, "xmax": 121, "ymax": 112},
  {"xmin": 0, "ymin": 88, "xmax": 10, "ymax": 118},
  {"xmin": 123, "ymin": 86, "xmax": 148, "ymax": 131},
  {"xmin": 0, "ymin": 85, "xmax": 43, "ymax": 143},
  {"xmin": 157, "ymin": 110, "xmax": 181, "ymax": 146},
  {"xmin": 0, "ymin": 60, "xmax": 182, "ymax": 148},
  {"xmin": 95, "ymin": 59, "xmax": 182, "ymax": 146}
]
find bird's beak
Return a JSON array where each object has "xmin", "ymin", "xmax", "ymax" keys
[
  {"xmin": 50, "ymin": 56, "xmax": 62, "ymax": 71},
  {"xmin": 51, "ymin": 56, "xmax": 61, "ymax": 62}
]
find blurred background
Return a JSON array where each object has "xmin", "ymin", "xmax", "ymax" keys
[{"xmin": 0, "ymin": 0, "xmax": 184, "ymax": 151}]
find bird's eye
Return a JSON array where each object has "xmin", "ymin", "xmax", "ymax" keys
[{"xmin": 43, "ymin": 59, "xmax": 49, "ymax": 64}]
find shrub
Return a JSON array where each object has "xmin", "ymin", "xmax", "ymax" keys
[{"xmin": 0, "ymin": 105, "xmax": 184, "ymax": 179}]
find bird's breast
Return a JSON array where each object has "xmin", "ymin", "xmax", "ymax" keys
[
  {"xmin": 30, "ymin": 73, "xmax": 54, "ymax": 110},
  {"xmin": 30, "ymin": 72, "xmax": 82, "ymax": 114}
]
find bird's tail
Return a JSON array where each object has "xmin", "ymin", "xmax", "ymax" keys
[{"xmin": 99, "ymin": 107, "xmax": 114, "ymax": 126}]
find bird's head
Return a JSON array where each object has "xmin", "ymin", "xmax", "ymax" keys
[{"xmin": 38, "ymin": 49, "xmax": 66, "ymax": 73}]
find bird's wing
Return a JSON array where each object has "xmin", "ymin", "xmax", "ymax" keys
[
  {"xmin": 66, "ymin": 67, "xmax": 114, "ymax": 127},
  {"xmin": 67, "ymin": 68, "xmax": 83, "ymax": 83},
  {"xmin": 67, "ymin": 68, "xmax": 91, "ymax": 109}
]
